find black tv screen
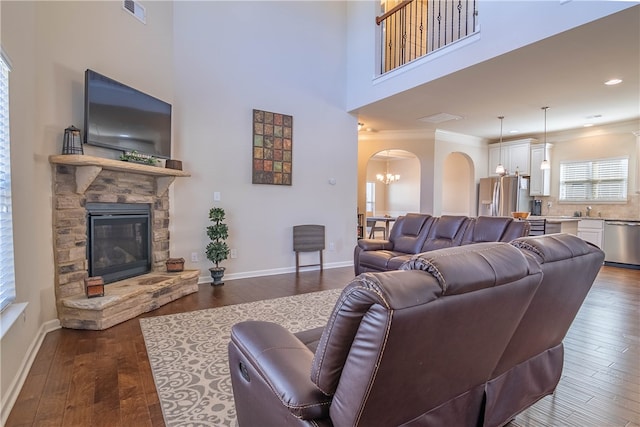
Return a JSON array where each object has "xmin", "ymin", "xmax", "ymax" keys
[{"xmin": 84, "ymin": 69, "xmax": 172, "ymax": 159}]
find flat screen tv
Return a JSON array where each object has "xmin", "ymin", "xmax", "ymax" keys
[{"xmin": 84, "ymin": 69, "xmax": 172, "ymax": 159}]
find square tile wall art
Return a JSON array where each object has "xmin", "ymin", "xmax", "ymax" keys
[{"xmin": 252, "ymin": 109, "xmax": 293, "ymax": 185}]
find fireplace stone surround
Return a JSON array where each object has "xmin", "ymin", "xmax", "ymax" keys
[{"xmin": 49, "ymin": 155, "xmax": 197, "ymax": 330}]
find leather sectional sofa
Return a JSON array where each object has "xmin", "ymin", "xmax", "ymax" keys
[
  {"xmin": 354, "ymin": 213, "xmax": 530, "ymax": 275},
  {"xmin": 228, "ymin": 234, "xmax": 604, "ymax": 427}
]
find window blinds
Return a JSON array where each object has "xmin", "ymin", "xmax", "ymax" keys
[
  {"xmin": 0, "ymin": 53, "xmax": 15, "ymax": 312},
  {"xmin": 560, "ymin": 157, "xmax": 629, "ymax": 202}
]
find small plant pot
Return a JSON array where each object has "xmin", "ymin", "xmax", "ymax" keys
[{"xmin": 210, "ymin": 267, "xmax": 225, "ymax": 286}]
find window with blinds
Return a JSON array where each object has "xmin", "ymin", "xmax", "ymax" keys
[
  {"xmin": 0, "ymin": 51, "xmax": 15, "ymax": 313},
  {"xmin": 559, "ymin": 157, "xmax": 629, "ymax": 203}
]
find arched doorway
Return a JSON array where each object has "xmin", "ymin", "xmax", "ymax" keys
[
  {"xmin": 365, "ymin": 150, "xmax": 420, "ymax": 217},
  {"xmin": 441, "ymin": 152, "xmax": 475, "ymax": 216}
]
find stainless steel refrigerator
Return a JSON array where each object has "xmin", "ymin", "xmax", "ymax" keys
[{"xmin": 478, "ymin": 176, "xmax": 532, "ymax": 217}]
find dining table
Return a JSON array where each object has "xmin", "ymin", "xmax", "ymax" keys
[{"xmin": 366, "ymin": 216, "xmax": 397, "ymax": 239}]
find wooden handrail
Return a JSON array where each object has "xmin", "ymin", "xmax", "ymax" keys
[{"xmin": 376, "ymin": 0, "xmax": 413, "ymax": 25}]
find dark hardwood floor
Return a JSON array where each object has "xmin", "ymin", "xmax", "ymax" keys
[{"xmin": 5, "ymin": 265, "xmax": 639, "ymax": 427}]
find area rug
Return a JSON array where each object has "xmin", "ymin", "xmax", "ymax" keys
[{"xmin": 140, "ymin": 288, "xmax": 342, "ymax": 427}]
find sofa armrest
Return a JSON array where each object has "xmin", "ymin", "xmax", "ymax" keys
[
  {"xmin": 357, "ymin": 238, "xmax": 393, "ymax": 251},
  {"xmin": 230, "ymin": 321, "xmax": 332, "ymax": 420}
]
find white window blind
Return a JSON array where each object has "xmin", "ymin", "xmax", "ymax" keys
[
  {"xmin": 0, "ymin": 51, "xmax": 15, "ymax": 313},
  {"xmin": 560, "ymin": 157, "xmax": 628, "ymax": 202},
  {"xmin": 365, "ymin": 182, "xmax": 375, "ymax": 214}
]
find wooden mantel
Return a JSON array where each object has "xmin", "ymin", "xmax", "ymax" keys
[{"xmin": 49, "ymin": 154, "xmax": 190, "ymax": 195}]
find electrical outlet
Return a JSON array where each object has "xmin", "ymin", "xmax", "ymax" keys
[
  {"xmin": 214, "ymin": 192, "xmax": 221, "ymax": 201},
  {"xmin": 547, "ymin": 202, "xmax": 552, "ymax": 208},
  {"xmin": 329, "ymin": 242, "xmax": 336, "ymax": 251},
  {"xmin": 191, "ymin": 252, "xmax": 199, "ymax": 262},
  {"xmin": 230, "ymin": 248, "xmax": 238, "ymax": 259}
]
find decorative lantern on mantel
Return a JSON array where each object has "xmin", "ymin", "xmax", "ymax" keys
[{"xmin": 62, "ymin": 125, "xmax": 83, "ymax": 155}]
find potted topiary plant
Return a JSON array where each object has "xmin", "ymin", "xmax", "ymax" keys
[{"xmin": 206, "ymin": 207, "xmax": 230, "ymax": 286}]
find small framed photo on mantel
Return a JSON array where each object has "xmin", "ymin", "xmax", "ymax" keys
[{"xmin": 252, "ymin": 109, "xmax": 292, "ymax": 186}]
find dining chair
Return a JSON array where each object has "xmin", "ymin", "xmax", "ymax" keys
[{"xmin": 367, "ymin": 218, "xmax": 387, "ymax": 239}]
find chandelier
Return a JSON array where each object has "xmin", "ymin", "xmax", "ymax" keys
[{"xmin": 376, "ymin": 151, "xmax": 400, "ymax": 184}]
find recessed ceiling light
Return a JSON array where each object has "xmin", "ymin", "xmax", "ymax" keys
[
  {"xmin": 604, "ymin": 79, "xmax": 622, "ymax": 86},
  {"xmin": 583, "ymin": 123, "xmax": 594, "ymax": 128},
  {"xmin": 509, "ymin": 130, "xmax": 519, "ymax": 134}
]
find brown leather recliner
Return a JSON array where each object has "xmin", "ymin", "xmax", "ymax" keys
[
  {"xmin": 229, "ymin": 242, "xmax": 544, "ymax": 426},
  {"xmin": 483, "ymin": 233, "xmax": 605, "ymax": 427}
]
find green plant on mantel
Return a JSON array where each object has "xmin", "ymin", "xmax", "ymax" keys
[{"xmin": 119, "ymin": 150, "xmax": 160, "ymax": 166}]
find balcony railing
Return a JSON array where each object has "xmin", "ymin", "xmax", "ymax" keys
[{"xmin": 377, "ymin": 0, "xmax": 478, "ymax": 74}]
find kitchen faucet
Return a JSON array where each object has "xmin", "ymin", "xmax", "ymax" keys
[{"xmin": 586, "ymin": 206, "xmax": 592, "ymax": 217}]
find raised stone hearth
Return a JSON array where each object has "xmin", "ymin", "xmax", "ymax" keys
[
  {"xmin": 59, "ymin": 270, "xmax": 199, "ymax": 330},
  {"xmin": 50, "ymin": 155, "xmax": 195, "ymax": 330}
]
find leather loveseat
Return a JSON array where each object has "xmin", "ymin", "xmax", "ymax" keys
[
  {"xmin": 354, "ymin": 213, "xmax": 530, "ymax": 275},
  {"xmin": 228, "ymin": 234, "xmax": 604, "ymax": 427}
]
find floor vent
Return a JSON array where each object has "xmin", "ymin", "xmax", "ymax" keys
[{"xmin": 123, "ymin": 0, "xmax": 146, "ymax": 24}]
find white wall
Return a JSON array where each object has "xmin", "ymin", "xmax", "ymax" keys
[
  {"xmin": 442, "ymin": 152, "xmax": 473, "ymax": 216},
  {"xmin": 0, "ymin": 0, "xmax": 174, "ymax": 416},
  {"xmin": 171, "ymin": 1, "xmax": 356, "ymax": 279}
]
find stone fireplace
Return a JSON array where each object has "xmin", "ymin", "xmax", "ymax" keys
[{"xmin": 50, "ymin": 154, "xmax": 199, "ymax": 330}]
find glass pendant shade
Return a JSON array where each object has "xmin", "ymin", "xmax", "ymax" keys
[
  {"xmin": 540, "ymin": 159, "xmax": 550, "ymax": 170},
  {"xmin": 495, "ymin": 163, "xmax": 506, "ymax": 175}
]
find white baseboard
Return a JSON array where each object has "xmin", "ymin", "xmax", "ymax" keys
[
  {"xmin": 197, "ymin": 261, "xmax": 353, "ymax": 284},
  {"xmin": 1, "ymin": 318, "xmax": 61, "ymax": 426}
]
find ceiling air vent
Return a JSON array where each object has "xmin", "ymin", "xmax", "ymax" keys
[
  {"xmin": 418, "ymin": 112, "xmax": 463, "ymax": 124},
  {"xmin": 123, "ymin": 0, "xmax": 146, "ymax": 24}
]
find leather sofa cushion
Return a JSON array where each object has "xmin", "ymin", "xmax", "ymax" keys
[
  {"xmin": 421, "ymin": 216, "xmax": 470, "ymax": 252},
  {"xmin": 463, "ymin": 216, "xmax": 511, "ymax": 244},
  {"xmin": 358, "ymin": 250, "xmax": 405, "ymax": 272},
  {"xmin": 402, "ymin": 242, "xmax": 538, "ymax": 295},
  {"xmin": 511, "ymin": 233, "xmax": 597, "ymax": 263},
  {"xmin": 390, "ymin": 213, "xmax": 433, "ymax": 254}
]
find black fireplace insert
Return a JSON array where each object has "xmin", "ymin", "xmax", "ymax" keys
[{"xmin": 86, "ymin": 203, "xmax": 151, "ymax": 283}]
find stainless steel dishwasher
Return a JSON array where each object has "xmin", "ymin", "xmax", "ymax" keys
[{"xmin": 603, "ymin": 221, "xmax": 640, "ymax": 267}]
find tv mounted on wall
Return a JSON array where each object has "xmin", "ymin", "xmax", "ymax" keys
[{"xmin": 84, "ymin": 69, "xmax": 172, "ymax": 159}]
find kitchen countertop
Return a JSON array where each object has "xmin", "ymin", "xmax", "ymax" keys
[
  {"xmin": 528, "ymin": 216, "xmax": 580, "ymax": 223},
  {"xmin": 529, "ymin": 216, "xmax": 640, "ymax": 223}
]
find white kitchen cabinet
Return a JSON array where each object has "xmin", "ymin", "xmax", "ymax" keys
[
  {"xmin": 488, "ymin": 138, "xmax": 536, "ymax": 176},
  {"xmin": 530, "ymin": 143, "xmax": 552, "ymax": 196},
  {"xmin": 509, "ymin": 143, "xmax": 530, "ymax": 176},
  {"xmin": 578, "ymin": 219, "xmax": 604, "ymax": 248}
]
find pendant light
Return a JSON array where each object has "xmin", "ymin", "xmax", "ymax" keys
[
  {"xmin": 495, "ymin": 116, "xmax": 506, "ymax": 176},
  {"xmin": 376, "ymin": 150, "xmax": 400, "ymax": 185},
  {"xmin": 540, "ymin": 107, "xmax": 550, "ymax": 170}
]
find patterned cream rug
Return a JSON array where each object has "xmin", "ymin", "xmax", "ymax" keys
[{"xmin": 140, "ymin": 289, "xmax": 342, "ymax": 427}]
